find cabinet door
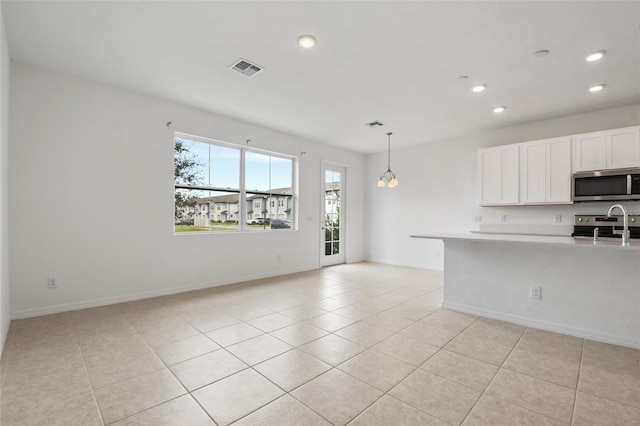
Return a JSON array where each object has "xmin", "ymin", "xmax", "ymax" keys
[
  {"xmin": 573, "ymin": 132, "xmax": 606, "ymax": 172},
  {"xmin": 478, "ymin": 148, "xmax": 500, "ymax": 205},
  {"xmin": 546, "ymin": 137, "xmax": 572, "ymax": 203},
  {"xmin": 520, "ymin": 140, "xmax": 546, "ymax": 204},
  {"xmin": 499, "ymin": 145, "xmax": 520, "ymax": 204},
  {"xmin": 478, "ymin": 145, "xmax": 519, "ymax": 205},
  {"xmin": 607, "ymin": 126, "xmax": 640, "ymax": 169}
]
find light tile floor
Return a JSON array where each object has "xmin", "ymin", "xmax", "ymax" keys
[{"xmin": 1, "ymin": 263, "xmax": 639, "ymax": 425}]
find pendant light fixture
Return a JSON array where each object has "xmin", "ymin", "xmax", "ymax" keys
[{"xmin": 377, "ymin": 132, "xmax": 398, "ymax": 188}]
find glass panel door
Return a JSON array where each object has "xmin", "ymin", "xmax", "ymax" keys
[{"xmin": 321, "ymin": 164, "xmax": 345, "ymax": 266}]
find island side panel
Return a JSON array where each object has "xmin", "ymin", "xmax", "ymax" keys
[{"xmin": 442, "ymin": 239, "xmax": 640, "ymax": 349}]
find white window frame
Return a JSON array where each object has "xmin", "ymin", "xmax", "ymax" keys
[{"xmin": 174, "ymin": 132, "xmax": 297, "ymax": 234}]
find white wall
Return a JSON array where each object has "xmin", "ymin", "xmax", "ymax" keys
[
  {"xmin": 9, "ymin": 63, "xmax": 365, "ymax": 318},
  {"xmin": 365, "ymin": 104, "xmax": 640, "ymax": 269},
  {"xmin": 0, "ymin": 3, "xmax": 11, "ymax": 351},
  {"xmin": 6, "ymin": 62, "xmax": 640, "ymax": 321}
]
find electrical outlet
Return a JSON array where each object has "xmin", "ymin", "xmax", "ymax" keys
[
  {"xmin": 276, "ymin": 254, "xmax": 282, "ymax": 261},
  {"xmin": 500, "ymin": 215, "xmax": 507, "ymax": 223},
  {"xmin": 435, "ymin": 250, "xmax": 441, "ymax": 258},
  {"xmin": 530, "ymin": 286, "xmax": 541, "ymax": 299},
  {"xmin": 474, "ymin": 215, "xmax": 482, "ymax": 223},
  {"xmin": 554, "ymin": 215, "xmax": 562, "ymax": 223},
  {"xmin": 47, "ymin": 277, "xmax": 58, "ymax": 289}
]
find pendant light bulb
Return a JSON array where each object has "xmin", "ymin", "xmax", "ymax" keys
[{"xmin": 377, "ymin": 178, "xmax": 386, "ymax": 187}]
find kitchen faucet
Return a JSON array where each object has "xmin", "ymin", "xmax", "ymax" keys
[{"xmin": 607, "ymin": 204, "xmax": 630, "ymax": 246}]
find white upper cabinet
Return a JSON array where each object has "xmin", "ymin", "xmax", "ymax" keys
[
  {"xmin": 573, "ymin": 131, "xmax": 606, "ymax": 171},
  {"xmin": 573, "ymin": 126, "xmax": 640, "ymax": 171},
  {"xmin": 479, "ymin": 125, "xmax": 637, "ymax": 206},
  {"xmin": 478, "ymin": 144, "xmax": 519, "ymax": 205},
  {"xmin": 520, "ymin": 140, "xmax": 546, "ymax": 203},
  {"xmin": 546, "ymin": 137, "xmax": 572, "ymax": 203},
  {"xmin": 607, "ymin": 126, "xmax": 640, "ymax": 169},
  {"xmin": 520, "ymin": 137, "xmax": 572, "ymax": 204}
]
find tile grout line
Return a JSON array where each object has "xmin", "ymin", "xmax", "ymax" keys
[
  {"xmin": 223, "ymin": 297, "xmax": 368, "ymax": 425},
  {"xmin": 129, "ymin": 299, "xmax": 384, "ymax": 423},
  {"xmin": 304, "ymin": 275, "xmax": 441, "ymax": 319},
  {"xmin": 333, "ymin": 310, "xmax": 446, "ymax": 424},
  {"xmin": 456, "ymin": 323, "xmax": 528, "ymax": 425},
  {"xmin": 102, "ymin": 316, "xmax": 195, "ymax": 425},
  {"xmin": 242, "ymin": 366, "xmax": 335, "ymax": 426},
  {"xmin": 473, "ymin": 326, "xmax": 586, "ymax": 424},
  {"xmin": 74, "ymin": 321, "xmax": 107, "ymax": 426},
  {"xmin": 168, "ymin": 312, "xmax": 328, "ymax": 425},
  {"xmin": 570, "ymin": 338, "xmax": 586, "ymax": 425},
  {"xmin": 228, "ymin": 300, "xmax": 441, "ymax": 425},
  {"xmin": 11, "ymin": 267, "xmax": 638, "ymax": 425},
  {"xmin": 341, "ymin": 309, "xmax": 479, "ymax": 426},
  {"xmin": 0, "ymin": 266, "xmax": 434, "ymax": 424},
  {"xmin": 134, "ymin": 316, "xmax": 223, "ymax": 425}
]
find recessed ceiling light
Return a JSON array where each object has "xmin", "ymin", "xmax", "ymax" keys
[
  {"xmin": 589, "ymin": 84, "xmax": 605, "ymax": 92},
  {"xmin": 531, "ymin": 50, "xmax": 550, "ymax": 58},
  {"xmin": 472, "ymin": 84, "xmax": 486, "ymax": 93},
  {"xmin": 297, "ymin": 35, "xmax": 317, "ymax": 48},
  {"xmin": 586, "ymin": 50, "xmax": 606, "ymax": 62},
  {"xmin": 493, "ymin": 106, "xmax": 506, "ymax": 113}
]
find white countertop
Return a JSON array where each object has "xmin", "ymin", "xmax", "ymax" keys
[{"xmin": 411, "ymin": 232, "xmax": 640, "ymax": 250}]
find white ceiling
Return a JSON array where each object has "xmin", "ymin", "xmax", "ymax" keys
[{"xmin": 3, "ymin": 1, "xmax": 639, "ymax": 154}]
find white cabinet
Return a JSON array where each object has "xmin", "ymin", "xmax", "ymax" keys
[
  {"xmin": 478, "ymin": 144, "xmax": 519, "ymax": 205},
  {"xmin": 520, "ymin": 137, "xmax": 572, "ymax": 204},
  {"xmin": 479, "ymin": 125, "xmax": 638, "ymax": 207},
  {"xmin": 607, "ymin": 126, "xmax": 640, "ymax": 169},
  {"xmin": 573, "ymin": 126, "xmax": 640, "ymax": 171},
  {"xmin": 520, "ymin": 140, "xmax": 546, "ymax": 203},
  {"xmin": 573, "ymin": 131, "xmax": 606, "ymax": 171},
  {"xmin": 547, "ymin": 137, "xmax": 572, "ymax": 203}
]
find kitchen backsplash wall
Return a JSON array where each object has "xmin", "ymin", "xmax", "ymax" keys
[{"xmin": 474, "ymin": 201, "xmax": 640, "ymax": 228}]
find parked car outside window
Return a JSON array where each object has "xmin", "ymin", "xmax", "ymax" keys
[
  {"xmin": 251, "ymin": 218, "xmax": 271, "ymax": 225},
  {"xmin": 270, "ymin": 219, "xmax": 292, "ymax": 229}
]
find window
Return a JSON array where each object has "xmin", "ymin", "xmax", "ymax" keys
[{"xmin": 174, "ymin": 133, "xmax": 295, "ymax": 233}]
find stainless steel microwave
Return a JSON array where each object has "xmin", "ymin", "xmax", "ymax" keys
[{"xmin": 573, "ymin": 169, "xmax": 640, "ymax": 202}]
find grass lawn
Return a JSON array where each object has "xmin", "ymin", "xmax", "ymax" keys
[
  {"xmin": 175, "ymin": 223, "xmax": 254, "ymax": 233},
  {"xmin": 174, "ymin": 225, "xmax": 209, "ymax": 233}
]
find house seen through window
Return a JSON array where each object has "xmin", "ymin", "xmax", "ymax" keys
[{"xmin": 174, "ymin": 133, "xmax": 295, "ymax": 233}]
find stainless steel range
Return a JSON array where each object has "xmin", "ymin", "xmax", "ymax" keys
[{"xmin": 572, "ymin": 214, "xmax": 640, "ymax": 240}]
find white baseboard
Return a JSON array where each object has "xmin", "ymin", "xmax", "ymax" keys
[
  {"xmin": 443, "ymin": 301, "xmax": 639, "ymax": 350},
  {"xmin": 11, "ymin": 264, "xmax": 320, "ymax": 320},
  {"xmin": 365, "ymin": 256, "xmax": 444, "ymax": 271}
]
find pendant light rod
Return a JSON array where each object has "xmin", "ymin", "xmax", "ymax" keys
[{"xmin": 387, "ymin": 132, "xmax": 392, "ymax": 171}]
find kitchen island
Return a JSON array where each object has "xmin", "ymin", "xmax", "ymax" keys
[{"xmin": 412, "ymin": 233, "xmax": 640, "ymax": 349}]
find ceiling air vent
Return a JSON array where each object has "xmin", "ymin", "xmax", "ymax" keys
[
  {"xmin": 366, "ymin": 121, "xmax": 384, "ymax": 128},
  {"xmin": 230, "ymin": 58, "xmax": 264, "ymax": 77}
]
